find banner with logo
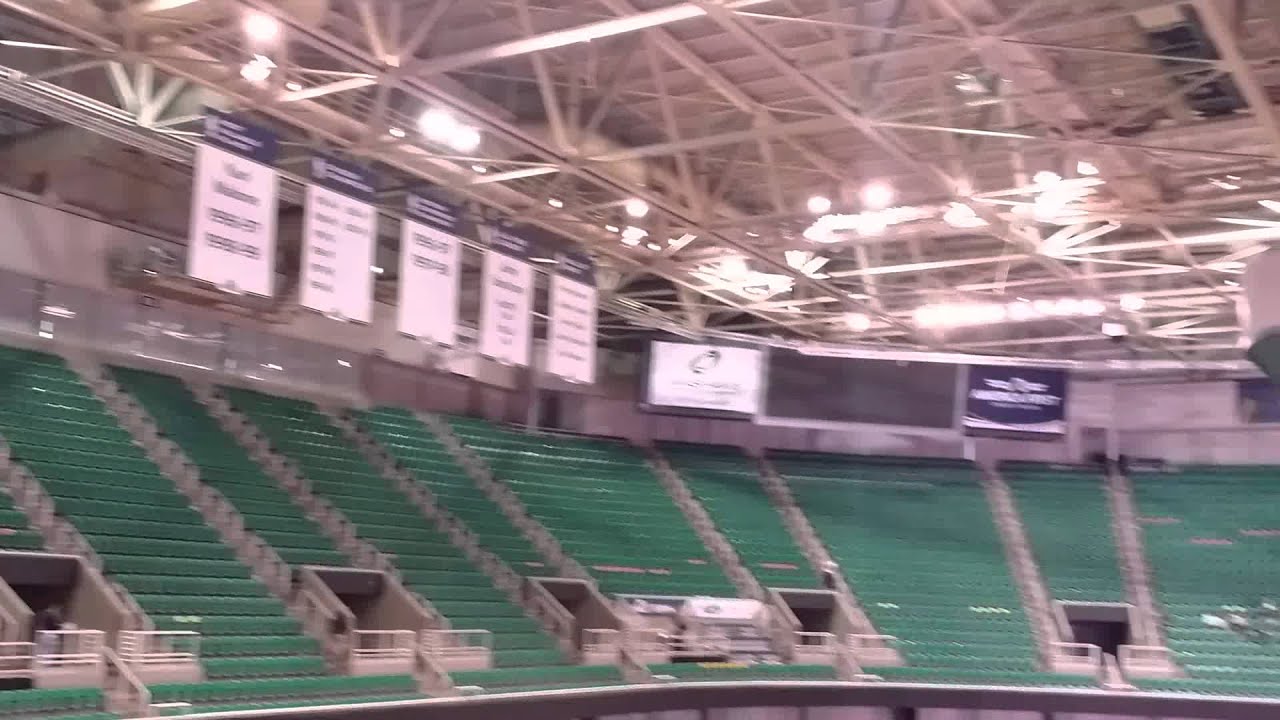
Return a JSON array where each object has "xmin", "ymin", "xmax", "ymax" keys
[
  {"xmin": 478, "ymin": 227, "xmax": 535, "ymax": 366},
  {"xmin": 397, "ymin": 194, "xmax": 462, "ymax": 345},
  {"xmin": 646, "ymin": 342, "xmax": 764, "ymax": 415},
  {"xmin": 964, "ymin": 365, "xmax": 1068, "ymax": 435},
  {"xmin": 300, "ymin": 154, "xmax": 377, "ymax": 323},
  {"xmin": 546, "ymin": 251, "xmax": 597, "ymax": 384},
  {"xmin": 186, "ymin": 110, "xmax": 279, "ymax": 296}
]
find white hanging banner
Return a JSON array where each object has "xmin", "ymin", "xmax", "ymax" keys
[
  {"xmin": 300, "ymin": 154, "xmax": 377, "ymax": 323},
  {"xmin": 547, "ymin": 251, "xmax": 598, "ymax": 384},
  {"xmin": 186, "ymin": 110, "xmax": 279, "ymax": 296},
  {"xmin": 397, "ymin": 194, "xmax": 462, "ymax": 345},
  {"xmin": 478, "ymin": 228, "xmax": 535, "ymax": 367}
]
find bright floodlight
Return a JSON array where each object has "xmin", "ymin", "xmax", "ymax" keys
[
  {"xmin": 243, "ymin": 11, "xmax": 280, "ymax": 42},
  {"xmin": 239, "ymin": 56, "xmax": 273, "ymax": 83},
  {"xmin": 624, "ymin": 198, "xmax": 650, "ymax": 218},
  {"xmin": 1102, "ymin": 321, "xmax": 1128, "ymax": 338},
  {"xmin": 547, "ymin": 198, "xmax": 564, "ymax": 209},
  {"xmin": 807, "ymin": 195, "xmax": 832, "ymax": 214},
  {"xmin": 861, "ymin": 181, "xmax": 895, "ymax": 210},
  {"xmin": 1077, "ymin": 160, "xmax": 1100, "ymax": 176},
  {"xmin": 418, "ymin": 108, "xmax": 456, "ymax": 141},
  {"xmin": 1033, "ymin": 170, "xmax": 1062, "ymax": 186},
  {"xmin": 1119, "ymin": 294, "xmax": 1146, "ymax": 312},
  {"xmin": 844, "ymin": 312, "xmax": 871, "ymax": 332},
  {"xmin": 451, "ymin": 125, "xmax": 482, "ymax": 152}
]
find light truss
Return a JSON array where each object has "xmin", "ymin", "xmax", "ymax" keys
[{"xmin": 0, "ymin": 0, "xmax": 1274, "ymax": 362}]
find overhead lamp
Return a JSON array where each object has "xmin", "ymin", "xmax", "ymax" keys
[
  {"xmin": 547, "ymin": 198, "xmax": 564, "ymax": 209},
  {"xmin": 861, "ymin": 181, "xmax": 895, "ymax": 210},
  {"xmin": 452, "ymin": 125, "xmax": 482, "ymax": 152},
  {"xmin": 370, "ymin": 266, "xmax": 384, "ymax": 274},
  {"xmin": 746, "ymin": 231, "xmax": 760, "ymax": 238},
  {"xmin": 620, "ymin": 226, "xmax": 647, "ymax": 245},
  {"xmin": 1119, "ymin": 295, "xmax": 1145, "ymax": 312},
  {"xmin": 646, "ymin": 242, "xmax": 662, "ymax": 251},
  {"xmin": 604, "ymin": 224, "xmax": 619, "ymax": 233},
  {"xmin": 1033, "ymin": 170, "xmax": 1062, "ymax": 185},
  {"xmin": 807, "ymin": 195, "xmax": 832, "ymax": 214},
  {"xmin": 1102, "ymin": 322, "xmax": 1128, "ymax": 338},
  {"xmin": 284, "ymin": 81, "xmax": 302, "ymax": 92},
  {"xmin": 943, "ymin": 202, "xmax": 988, "ymax": 229},
  {"xmin": 388, "ymin": 127, "xmax": 406, "ymax": 138},
  {"xmin": 243, "ymin": 11, "xmax": 280, "ymax": 42},
  {"xmin": 418, "ymin": 108, "xmax": 455, "ymax": 139},
  {"xmin": 843, "ymin": 312, "xmax": 872, "ymax": 332},
  {"xmin": 1077, "ymin": 160, "xmax": 1100, "ymax": 176},
  {"xmin": 239, "ymin": 55, "xmax": 275, "ymax": 83},
  {"xmin": 471, "ymin": 165, "xmax": 488, "ymax": 174},
  {"xmin": 624, "ymin": 198, "xmax": 650, "ymax": 218}
]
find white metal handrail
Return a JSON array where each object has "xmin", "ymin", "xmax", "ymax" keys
[
  {"xmin": 350, "ymin": 630, "xmax": 417, "ymax": 660},
  {"xmin": 36, "ymin": 629, "xmax": 105, "ymax": 668},
  {"xmin": 583, "ymin": 628, "xmax": 621, "ymax": 654},
  {"xmin": 847, "ymin": 633, "xmax": 898, "ymax": 649},
  {"xmin": 795, "ymin": 631, "xmax": 838, "ymax": 652},
  {"xmin": 1119, "ymin": 643, "xmax": 1174, "ymax": 667},
  {"xmin": 420, "ymin": 629, "xmax": 493, "ymax": 657},
  {"xmin": 0, "ymin": 642, "xmax": 34, "ymax": 679},
  {"xmin": 117, "ymin": 630, "xmax": 200, "ymax": 665}
]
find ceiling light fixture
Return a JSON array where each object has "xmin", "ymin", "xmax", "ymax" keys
[
  {"xmin": 620, "ymin": 226, "xmax": 648, "ymax": 245},
  {"xmin": 1077, "ymin": 161, "xmax": 1100, "ymax": 176},
  {"xmin": 547, "ymin": 198, "xmax": 564, "ymax": 209},
  {"xmin": 417, "ymin": 108, "xmax": 482, "ymax": 152},
  {"xmin": 243, "ymin": 11, "xmax": 280, "ymax": 42},
  {"xmin": 471, "ymin": 165, "xmax": 488, "ymax": 174},
  {"xmin": 913, "ymin": 296, "xmax": 1108, "ymax": 329},
  {"xmin": 1033, "ymin": 170, "xmax": 1062, "ymax": 186},
  {"xmin": 1119, "ymin": 295, "xmax": 1146, "ymax": 312},
  {"xmin": 861, "ymin": 181, "xmax": 895, "ymax": 210},
  {"xmin": 388, "ymin": 127, "xmax": 405, "ymax": 138},
  {"xmin": 646, "ymin": 242, "xmax": 662, "ymax": 251},
  {"xmin": 942, "ymin": 202, "xmax": 989, "ymax": 229},
  {"xmin": 807, "ymin": 195, "xmax": 832, "ymax": 214},
  {"xmin": 239, "ymin": 55, "xmax": 275, "ymax": 83},
  {"xmin": 843, "ymin": 312, "xmax": 872, "ymax": 332},
  {"xmin": 604, "ymin": 224, "xmax": 619, "ymax": 233},
  {"xmin": 624, "ymin": 198, "xmax": 650, "ymax": 218},
  {"xmin": 284, "ymin": 81, "xmax": 302, "ymax": 92},
  {"xmin": 1102, "ymin": 322, "xmax": 1128, "ymax": 338}
]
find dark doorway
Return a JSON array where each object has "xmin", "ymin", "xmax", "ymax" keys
[{"xmin": 1061, "ymin": 602, "xmax": 1131, "ymax": 656}]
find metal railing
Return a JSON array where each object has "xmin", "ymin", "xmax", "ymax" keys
[
  {"xmin": 420, "ymin": 629, "xmax": 493, "ymax": 659},
  {"xmin": 668, "ymin": 632, "xmax": 731, "ymax": 659},
  {"xmin": 0, "ymin": 642, "xmax": 33, "ymax": 679},
  {"xmin": 1051, "ymin": 641, "xmax": 1103, "ymax": 675},
  {"xmin": 582, "ymin": 628, "xmax": 622, "ymax": 656},
  {"xmin": 351, "ymin": 630, "xmax": 418, "ymax": 661},
  {"xmin": 624, "ymin": 627, "xmax": 668, "ymax": 655},
  {"xmin": 1119, "ymin": 644, "xmax": 1175, "ymax": 670},
  {"xmin": 103, "ymin": 646, "xmax": 151, "ymax": 717},
  {"xmin": 847, "ymin": 633, "xmax": 899, "ymax": 650},
  {"xmin": 117, "ymin": 630, "xmax": 200, "ymax": 666},
  {"xmin": 795, "ymin": 631, "xmax": 839, "ymax": 653}
]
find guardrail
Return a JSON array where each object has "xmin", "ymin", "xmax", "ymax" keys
[
  {"xmin": 37, "ymin": 629, "xmax": 106, "ymax": 668},
  {"xmin": 1052, "ymin": 641, "xmax": 1103, "ymax": 674},
  {"xmin": 847, "ymin": 633, "xmax": 898, "ymax": 650},
  {"xmin": 351, "ymin": 630, "xmax": 417, "ymax": 662},
  {"xmin": 420, "ymin": 629, "xmax": 493, "ymax": 658},
  {"xmin": 117, "ymin": 630, "xmax": 200, "ymax": 666},
  {"xmin": 0, "ymin": 642, "xmax": 33, "ymax": 679},
  {"xmin": 583, "ymin": 628, "xmax": 622, "ymax": 656}
]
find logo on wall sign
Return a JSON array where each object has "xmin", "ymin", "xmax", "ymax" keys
[
  {"xmin": 985, "ymin": 377, "xmax": 1048, "ymax": 393},
  {"xmin": 689, "ymin": 349, "xmax": 722, "ymax": 374}
]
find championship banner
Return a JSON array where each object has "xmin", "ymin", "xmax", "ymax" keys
[
  {"xmin": 397, "ymin": 194, "xmax": 462, "ymax": 345},
  {"xmin": 478, "ymin": 227, "xmax": 535, "ymax": 366},
  {"xmin": 300, "ymin": 154, "xmax": 377, "ymax": 323},
  {"xmin": 546, "ymin": 251, "xmax": 598, "ymax": 384},
  {"xmin": 964, "ymin": 365, "xmax": 1068, "ymax": 436},
  {"xmin": 646, "ymin": 342, "xmax": 764, "ymax": 415},
  {"xmin": 186, "ymin": 110, "xmax": 279, "ymax": 296}
]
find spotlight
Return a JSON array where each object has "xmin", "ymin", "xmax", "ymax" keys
[
  {"xmin": 284, "ymin": 81, "xmax": 302, "ymax": 92},
  {"xmin": 418, "ymin": 108, "xmax": 456, "ymax": 141},
  {"xmin": 243, "ymin": 12, "xmax": 280, "ymax": 42},
  {"xmin": 807, "ymin": 195, "xmax": 832, "ymax": 214},
  {"xmin": 1033, "ymin": 170, "xmax": 1062, "ymax": 185},
  {"xmin": 547, "ymin": 198, "xmax": 564, "ymax": 209},
  {"xmin": 861, "ymin": 181, "xmax": 895, "ymax": 210},
  {"xmin": 451, "ymin": 125, "xmax": 482, "ymax": 153},
  {"xmin": 844, "ymin": 312, "xmax": 871, "ymax": 332},
  {"xmin": 624, "ymin": 198, "xmax": 650, "ymax": 218},
  {"xmin": 239, "ymin": 55, "xmax": 275, "ymax": 83},
  {"xmin": 1077, "ymin": 160, "xmax": 1100, "ymax": 176},
  {"xmin": 1102, "ymin": 321, "xmax": 1128, "ymax": 338},
  {"xmin": 1119, "ymin": 295, "xmax": 1145, "ymax": 312},
  {"xmin": 471, "ymin": 165, "xmax": 488, "ymax": 174},
  {"xmin": 604, "ymin": 225, "xmax": 619, "ymax": 233},
  {"xmin": 388, "ymin": 127, "xmax": 406, "ymax": 138}
]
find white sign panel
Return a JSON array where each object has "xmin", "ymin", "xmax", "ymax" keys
[
  {"xmin": 478, "ymin": 228, "xmax": 535, "ymax": 367},
  {"xmin": 546, "ymin": 252, "xmax": 598, "ymax": 384},
  {"xmin": 300, "ymin": 155, "xmax": 377, "ymax": 323},
  {"xmin": 397, "ymin": 194, "xmax": 462, "ymax": 345},
  {"xmin": 647, "ymin": 342, "xmax": 764, "ymax": 414},
  {"xmin": 186, "ymin": 111, "xmax": 279, "ymax": 296}
]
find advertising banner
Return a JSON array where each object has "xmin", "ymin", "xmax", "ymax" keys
[
  {"xmin": 478, "ymin": 227, "xmax": 534, "ymax": 366},
  {"xmin": 964, "ymin": 365, "xmax": 1068, "ymax": 435},
  {"xmin": 397, "ymin": 194, "xmax": 462, "ymax": 345},
  {"xmin": 646, "ymin": 342, "xmax": 764, "ymax": 415},
  {"xmin": 300, "ymin": 154, "xmax": 377, "ymax": 323},
  {"xmin": 546, "ymin": 251, "xmax": 597, "ymax": 384},
  {"xmin": 186, "ymin": 110, "xmax": 279, "ymax": 296}
]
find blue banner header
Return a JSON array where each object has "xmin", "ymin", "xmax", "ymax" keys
[
  {"xmin": 489, "ymin": 227, "xmax": 533, "ymax": 262},
  {"xmin": 964, "ymin": 365, "xmax": 1068, "ymax": 436},
  {"xmin": 557, "ymin": 251, "xmax": 596, "ymax": 287},
  {"xmin": 203, "ymin": 110, "xmax": 278, "ymax": 165},
  {"xmin": 406, "ymin": 193, "xmax": 462, "ymax": 234},
  {"xmin": 309, "ymin": 154, "xmax": 376, "ymax": 202}
]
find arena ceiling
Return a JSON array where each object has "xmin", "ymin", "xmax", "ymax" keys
[{"xmin": 0, "ymin": 0, "xmax": 1275, "ymax": 362}]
